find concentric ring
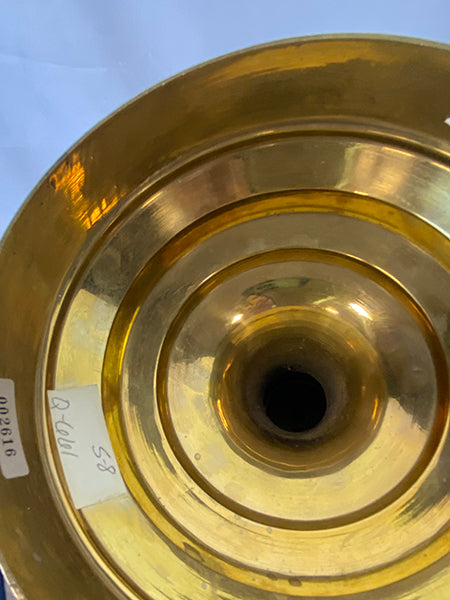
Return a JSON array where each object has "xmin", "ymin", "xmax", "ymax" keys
[{"xmin": 0, "ymin": 36, "xmax": 449, "ymax": 600}]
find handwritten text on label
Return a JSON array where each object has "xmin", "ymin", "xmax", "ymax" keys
[{"xmin": 47, "ymin": 385, "xmax": 126, "ymax": 509}]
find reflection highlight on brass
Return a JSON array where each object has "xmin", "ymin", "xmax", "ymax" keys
[{"xmin": 50, "ymin": 152, "xmax": 122, "ymax": 229}]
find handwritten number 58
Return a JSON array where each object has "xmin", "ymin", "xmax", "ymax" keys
[{"xmin": 91, "ymin": 445, "xmax": 116, "ymax": 475}]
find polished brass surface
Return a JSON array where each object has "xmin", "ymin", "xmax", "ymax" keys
[{"xmin": 0, "ymin": 35, "xmax": 449, "ymax": 599}]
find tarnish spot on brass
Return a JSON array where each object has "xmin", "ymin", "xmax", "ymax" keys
[{"xmin": 183, "ymin": 543, "xmax": 204, "ymax": 564}]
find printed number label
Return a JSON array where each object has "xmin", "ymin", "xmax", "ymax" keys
[
  {"xmin": 0, "ymin": 380, "xmax": 29, "ymax": 479},
  {"xmin": 0, "ymin": 398, "xmax": 17, "ymax": 456}
]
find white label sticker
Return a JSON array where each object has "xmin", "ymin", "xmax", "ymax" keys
[
  {"xmin": 47, "ymin": 385, "xmax": 126, "ymax": 509},
  {"xmin": 5, "ymin": 581, "xmax": 16, "ymax": 600},
  {"xmin": 0, "ymin": 379, "xmax": 29, "ymax": 479}
]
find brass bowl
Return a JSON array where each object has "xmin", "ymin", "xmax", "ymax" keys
[{"xmin": 0, "ymin": 35, "xmax": 449, "ymax": 599}]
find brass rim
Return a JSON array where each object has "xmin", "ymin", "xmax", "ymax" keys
[{"xmin": 0, "ymin": 35, "xmax": 449, "ymax": 600}]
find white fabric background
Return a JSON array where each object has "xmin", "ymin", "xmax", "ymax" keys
[{"xmin": 1, "ymin": 0, "xmax": 450, "ymax": 237}]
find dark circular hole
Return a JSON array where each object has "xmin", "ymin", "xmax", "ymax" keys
[{"xmin": 262, "ymin": 367, "xmax": 327, "ymax": 433}]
